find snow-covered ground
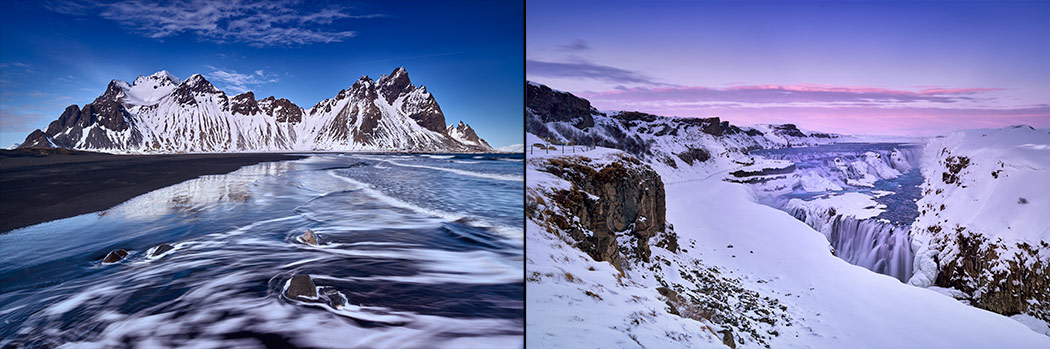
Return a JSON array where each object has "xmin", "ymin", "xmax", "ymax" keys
[{"xmin": 526, "ymin": 129, "xmax": 1050, "ymax": 347}]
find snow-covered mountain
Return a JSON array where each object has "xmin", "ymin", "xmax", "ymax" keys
[
  {"xmin": 525, "ymin": 81, "xmax": 1050, "ymax": 346},
  {"xmin": 446, "ymin": 121, "xmax": 491, "ymax": 149},
  {"xmin": 18, "ymin": 68, "xmax": 494, "ymax": 153},
  {"xmin": 526, "ymin": 82, "xmax": 841, "ymax": 167}
]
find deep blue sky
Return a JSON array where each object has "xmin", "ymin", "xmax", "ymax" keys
[
  {"xmin": 527, "ymin": 0, "xmax": 1049, "ymax": 135},
  {"xmin": 0, "ymin": 0, "xmax": 523, "ymax": 148}
]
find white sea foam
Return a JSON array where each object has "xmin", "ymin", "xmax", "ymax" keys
[{"xmin": 384, "ymin": 160, "xmax": 523, "ymax": 182}]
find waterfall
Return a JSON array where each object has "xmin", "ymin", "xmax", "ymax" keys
[{"xmin": 787, "ymin": 205, "xmax": 914, "ymax": 282}]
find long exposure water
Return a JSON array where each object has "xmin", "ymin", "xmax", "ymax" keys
[{"xmin": 0, "ymin": 153, "xmax": 524, "ymax": 348}]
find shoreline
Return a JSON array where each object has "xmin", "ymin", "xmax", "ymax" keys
[{"xmin": 0, "ymin": 149, "xmax": 307, "ymax": 233}]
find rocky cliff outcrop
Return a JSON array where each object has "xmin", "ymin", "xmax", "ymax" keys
[
  {"xmin": 536, "ymin": 155, "xmax": 666, "ymax": 272},
  {"xmin": 526, "ymin": 82, "xmax": 596, "ymax": 129}
]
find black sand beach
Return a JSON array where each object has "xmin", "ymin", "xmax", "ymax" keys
[{"xmin": 0, "ymin": 149, "xmax": 304, "ymax": 232}]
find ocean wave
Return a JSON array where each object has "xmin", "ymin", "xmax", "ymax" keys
[{"xmin": 383, "ymin": 160, "xmax": 523, "ymax": 182}]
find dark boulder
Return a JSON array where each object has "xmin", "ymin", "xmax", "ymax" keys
[
  {"xmin": 286, "ymin": 274, "xmax": 317, "ymax": 299},
  {"xmin": 719, "ymin": 329, "xmax": 737, "ymax": 349},
  {"xmin": 300, "ymin": 229, "xmax": 319, "ymax": 246},
  {"xmin": 151, "ymin": 244, "xmax": 174, "ymax": 257},
  {"xmin": 323, "ymin": 289, "xmax": 346, "ymax": 309},
  {"xmin": 102, "ymin": 249, "xmax": 128, "ymax": 264}
]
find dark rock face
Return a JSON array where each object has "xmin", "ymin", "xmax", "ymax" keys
[
  {"xmin": 928, "ymin": 227, "xmax": 1050, "ymax": 324},
  {"xmin": 151, "ymin": 244, "xmax": 174, "ymax": 257},
  {"xmin": 259, "ymin": 97, "xmax": 303, "ymax": 123},
  {"xmin": 170, "ymin": 74, "xmax": 223, "ymax": 107},
  {"xmin": 677, "ymin": 117, "xmax": 724, "ymax": 136},
  {"xmin": 19, "ymin": 130, "xmax": 55, "ymax": 149},
  {"xmin": 94, "ymin": 80, "xmax": 128, "ymax": 104},
  {"xmin": 21, "ymin": 102, "xmax": 138, "ymax": 150},
  {"xmin": 375, "ymin": 67, "xmax": 447, "ymax": 133},
  {"xmin": 402, "ymin": 93, "xmax": 446, "ymax": 134},
  {"xmin": 526, "ymin": 82, "xmax": 596, "ymax": 129},
  {"xmin": 377, "ymin": 67, "xmax": 412, "ymax": 104},
  {"xmin": 103, "ymin": 249, "xmax": 128, "ymax": 264},
  {"xmin": 771, "ymin": 124, "xmax": 807, "ymax": 138},
  {"xmin": 231, "ymin": 91, "xmax": 261, "ymax": 116},
  {"xmin": 543, "ymin": 156, "xmax": 666, "ymax": 272},
  {"xmin": 730, "ymin": 164, "xmax": 797, "ymax": 177},
  {"xmin": 286, "ymin": 274, "xmax": 318, "ymax": 299}
]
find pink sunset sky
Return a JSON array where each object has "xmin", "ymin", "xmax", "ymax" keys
[{"xmin": 526, "ymin": 0, "xmax": 1050, "ymax": 136}]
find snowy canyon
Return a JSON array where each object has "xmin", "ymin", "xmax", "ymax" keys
[{"xmin": 525, "ymin": 81, "xmax": 1050, "ymax": 347}]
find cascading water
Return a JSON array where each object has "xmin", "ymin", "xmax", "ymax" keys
[
  {"xmin": 786, "ymin": 205, "xmax": 914, "ymax": 281},
  {"xmin": 750, "ymin": 143, "xmax": 923, "ymax": 282}
]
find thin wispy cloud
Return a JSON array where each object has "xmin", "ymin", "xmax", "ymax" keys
[
  {"xmin": 571, "ymin": 84, "xmax": 1047, "ymax": 135},
  {"xmin": 0, "ymin": 62, "xmax": 34, "ymax": 73},
  {"xmin": 582, "ymin": 84, "xmax": 1006, "ymax": 107},
  {"xmin": 0, "ymin": 106, "xmax": 48, "ymax": 135},
  {"xmin": 526, "ymin": 59, "xmax": 668, "ymax": 86},
  {"xmin": 43, "ymin": 0, "xmax": 384, "ymax": 47},
  {"xmin": 559, "ymin": 39, "xmax": 589, "ymax": 51},
  {"xmin": 205, "ymin": 66, "xmax": 279, "ymax": 93}
]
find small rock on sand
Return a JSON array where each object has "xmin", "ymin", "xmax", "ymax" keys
[
  {"xmin": 102, "ymin": 249, "xmax": 128, "ymax": 264},
  {"xmin": 151, "ymin": 244, "xmax": 174, "ymax": 257},
  {"xmin": 286, "ymin": 274, "xmax": 317, "ymax": 299}
]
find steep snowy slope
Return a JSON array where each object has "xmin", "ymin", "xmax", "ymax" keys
[
  {"xmin": 909, "ymin": 126, "xmax": 1050, "ymax": 334},
  {"xmin": 18, "ymin": 68, "xmax": 493, "ymax": 153}
]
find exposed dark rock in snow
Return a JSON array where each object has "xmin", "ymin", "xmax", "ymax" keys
[
  {"xmin": 676, "ymin": 147, "xmax": 711, "ymax": 166},
  {"xmin": 541, "ymin": 155, "xmax": 665, "ymax": 271},
  {"xmin": 730, "ymin": 164, "xmax": 797, "ymax": 177}
]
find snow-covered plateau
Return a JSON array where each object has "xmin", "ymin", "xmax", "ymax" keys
[
  {"xmin": 17, "ymin": 67, "xmax": 494, "ymax": 153},
  {"xmin": 525, "ymin": 81, "xmax": 1050, "ymax": 347}
]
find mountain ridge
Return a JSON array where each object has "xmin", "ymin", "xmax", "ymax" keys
[{"xmin": 19, "ymin": 67, "xmax": 495, "ymax": 153}]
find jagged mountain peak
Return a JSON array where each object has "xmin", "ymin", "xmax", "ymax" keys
[
  {"xmin": 446, "ymin": 121, "xmax": 491, "ymax": 149},
  {"xmin": 231, "ymin": 91, "xmax": 260, "ymax": 116},
  {"xmin": 377, "ymin": 66, "xmax": 415, "ymax": 104},
  {"xmin": 20, "ymin": 68, "xmax": 493, "ymax": 153},
  {"xmin": 94, "ymin": 80, "xmax": 131, "ymax": 104},
  {"xmin": 134, "ymin": 70, "xmax": 181, "ymax": 86}
]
